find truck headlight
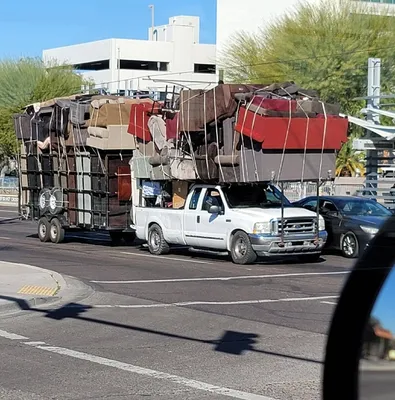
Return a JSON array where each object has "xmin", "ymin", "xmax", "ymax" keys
[
  {"xmin": 360, "ymin": 225, "xmax": 378, "ymax": 236},
  {"xmin": 253, "ymin": 222, "xmax": 271, "ymax": 234},
  {"xmin": 318, "ymin": 216, "xmax": 326, "ymax": 231}
]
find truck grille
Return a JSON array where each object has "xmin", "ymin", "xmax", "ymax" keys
[{"xmin": 273, "ymin": 217, "xmax": 316, "ymax": 235}]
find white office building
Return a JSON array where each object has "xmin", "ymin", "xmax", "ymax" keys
[
  {"xmin": 43, "ymin": 16, "xmax": 217, "ymax": 96},
  {"xmin": 216, "ymin": 0, "xmax": 395, "ymax": 58}
]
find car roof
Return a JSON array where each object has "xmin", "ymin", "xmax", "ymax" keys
[{"xmin": 301, "ymin": 196, "xmax": 370, "ymax": 202}]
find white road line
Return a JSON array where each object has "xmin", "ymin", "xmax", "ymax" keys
[
  {"xmin": 120, "ymin": 251, "xmax": 212, "ymax": 265},
  {"xmin": 24, "ymin": 341, "xmax": 47, "ymax": 346},
  {"xmin": 0, "ymin": 329, "xmax": 28, "ymax": 340},
  {"xmin": 0, "ymin": 329, "xmax": 274, "ymax": 400},
  {"xmin": 91, "ymin": 270, "xmax": 350, "ymax": 284},
  {"xmin": 321, "ymin": 301, "xmax": 337, "ymax": 305},
  {"xmin": 0, "ymin": 236, "xmax": 11, "ymax": 240},
  {"xmin": 88, "ymin": 295, "xmax": 340, "ymax": 309},
  {"xmin": 34, "ymin": 345, "xmax": 274, "ymax": 399},
  {"xmin": 0, "ymin": 209, "xmax": 18, "ymax": 214}
]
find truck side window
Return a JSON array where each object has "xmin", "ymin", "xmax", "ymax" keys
[
  {"xmin": 202, "ymin": 189, "xmax": 224, "ymax": 212},
  {"xmin": 189, "ymin": 188, "xmax": 202, "ymax": 210}
]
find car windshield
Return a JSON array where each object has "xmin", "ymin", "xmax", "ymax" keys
[
  {"xmin": 221, "ymin": 184, "xmax": 291, "ymax": 208},
  {"xmin": 338, "ymin": 199, "xmax": 391, "ymax": 217}
]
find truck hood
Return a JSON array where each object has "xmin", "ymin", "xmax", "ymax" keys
[{"xmin": 232, "ymin": 207, "xmax": 317, "ymax": 220}]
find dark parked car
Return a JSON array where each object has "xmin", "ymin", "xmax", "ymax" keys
[{"xmin": 293, "ymin": 196, "xmax": 392, "ymax": 258}]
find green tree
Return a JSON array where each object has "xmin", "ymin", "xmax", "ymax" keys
[
  {"xmin": 220, "ymin": 0, "xmax": 395, "ymax": 114},
  {"xmin": 0, "ymin": 58, "xmax": 86, "ymax": 158}
]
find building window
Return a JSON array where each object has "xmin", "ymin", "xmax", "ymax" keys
[
  {"xmin": 119, "ymin": 60, "xmax": 168, "ymax": 71},
  {"xmin": 194, "ymin": 64, "xmax": 216, "ymax": 74},
  {"xmin": 74, "ymin": 60, "xmax": 110, "ymax": 71}
]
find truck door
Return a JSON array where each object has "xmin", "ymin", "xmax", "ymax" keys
[
  {"xmin": 182, "ymin": 187, "xmax": 203, "ymax": 247},
  {"xmin": 196, "ymin": 188, "xmax": 228, "ymax": 250}
]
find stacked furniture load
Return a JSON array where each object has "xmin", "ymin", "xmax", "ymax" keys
[
  {"xmin": 126, "ymin": 82, "xmax": 348, "ymax": 186},
  {"xmin": 12, "ymin": 94, "xmax": 141, "ymax": 244}
]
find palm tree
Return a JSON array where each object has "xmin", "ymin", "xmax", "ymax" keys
[{"xmin": 335, "ymin": 135, "xmax": 365, "ymax": 177}]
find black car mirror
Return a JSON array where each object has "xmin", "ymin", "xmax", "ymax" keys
[{"xmin": 323, "ymin": 215, "xmax": 395, "ymax": 399}]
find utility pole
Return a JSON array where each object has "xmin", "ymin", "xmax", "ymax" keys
[
  {"xmin": 149, "ymin": 5, "xmax": 155, "ymax": 40},
  {"xmin": 366, "ymin": 58, "xmax": 381, "ymax": 195}
]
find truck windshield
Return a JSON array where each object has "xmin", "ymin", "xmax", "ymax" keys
[{"xmin": 222, "ymin": 184, "xmax": 291, "ymax": 208}]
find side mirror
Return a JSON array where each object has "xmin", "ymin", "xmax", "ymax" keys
[
  {"xmin": 323, "ymin": 215, "xmax": 395, "ymax": 399},
  {"xmin": 208, "ymin": 205, "xmax": 221, "ymax": 214}
]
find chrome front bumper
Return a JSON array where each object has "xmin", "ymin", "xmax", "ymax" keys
[{"xmin": 249, "ymin": 231, "xmax": 328, "ymax": 257}]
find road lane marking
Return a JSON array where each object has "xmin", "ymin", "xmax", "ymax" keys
[
  {"xmin": 77, "ymin": 295, "xmax": 340, "ymax": 309},
  {"xmin": 0, "ymin": 209, "xmax": 18, "ymax": 213},
  {"xmin": 321, "ymin": 301, "xmax": 337, "ymax": 305},
  {"xmin": 0, "ymin": 329, "xmax": 28, "ymax": 340},
  {"xmin": 24, "ymin": 341, "xmax": 47, "ymax": 346},
  {"xmin": 0, "ymin": 329, "xmax": 274, "ymax": 400},
  {"xmin": 0, "ymin": 236, "xmax": 11, "ymax": 240},
  {"xmin": 91, "ymin": 270, "xmax": 350, "ymax": 284},
  {"xmin": 120, "ymin": 251, "xmax": 212, "ymax": 264}
]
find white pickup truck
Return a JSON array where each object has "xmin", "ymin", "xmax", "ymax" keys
[{"xmin": 134, "ymin": 183, "xmax": 327, "ymax": 265}]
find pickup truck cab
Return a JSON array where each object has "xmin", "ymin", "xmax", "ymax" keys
[{"xmin": 134, "ymin": 183, "xmax": 327, "ymax": 265}]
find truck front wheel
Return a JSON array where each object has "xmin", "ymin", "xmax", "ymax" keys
[
  {"xmin": 148, "ymin": 224, "xmax": 170, "ymax": 255},
  {"xmin": 230, "ymin": 231, "xmax": 257, "ymax": 265}
]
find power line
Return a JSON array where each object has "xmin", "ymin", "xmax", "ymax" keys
[{"xmin": 220, "ymin": 45, "xmax": 395, "ymax": 70}]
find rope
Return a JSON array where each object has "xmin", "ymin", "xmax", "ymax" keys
[
  {"xmin": 203, "ymin": 92, "xmax": 210, "ymax": 179},
  {"xmin": 318, "ymin": 101, "xmax": 328, "ymax": 184},
  {"xmin": 249, "ymin": 95, "xmax": 264, "ymax": 181},
  {"xmin": 276, "ymin": 98, "xmax": 292, "ymax": 185},
  {"xmin": 213, "ymin": 87, "xmax": 224, "ymax": 182}
]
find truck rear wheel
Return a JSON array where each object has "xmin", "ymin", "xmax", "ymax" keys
[
  {"xmin": 38, "ymin": 217, "xmax": 50, "ymax": 242},
  {"xmin": 49, "ymin": 218, "xmax": 65, "ymax": 244},
  {"xmin": 148, "ymin": 224, "xmax": 169, "ymax": 255},
  {"xmin": 230, "ymin": 231, "xmax": 257, "ymax": 265}
]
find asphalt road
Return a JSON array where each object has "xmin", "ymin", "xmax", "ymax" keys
[
  {"xmin": 0, "ymin": 207, "xmax": 354, "ymax": 400},
  {"xmin": 360, "ymin": 370, "xmax": 395, "ymax": 400}
]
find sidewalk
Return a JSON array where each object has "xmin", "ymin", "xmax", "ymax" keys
[{"xmin": 0, "ymin": 261, "xmax": 93, "ymax": 314}]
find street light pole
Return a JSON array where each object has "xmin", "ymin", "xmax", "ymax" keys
[{"xmin": 149, "ymin": 5, "xmax": 155, "ymax": 40}]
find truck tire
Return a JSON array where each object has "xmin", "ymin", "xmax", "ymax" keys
[
  {"xmin": 298, "ymin": 254, "xmax": 321, "ymax": 263},
  {"xmin": 148, "ymin": 224, "xmax": 170, "ymax": 255},
  {"xmin": 230, "ymin": 231, "xmax": 257, "ymax": 265},
  {"xmin": 38, "ymin": 217, "xmax": 50, "ymax": 242},
  {"xmin": 49, "ymin": 218, "xmax": 65, "ymax": 244}
]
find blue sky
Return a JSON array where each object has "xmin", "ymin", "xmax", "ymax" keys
[{"xmin": 0, "ymin": 0, "xmax": 217, "ymax": 59}]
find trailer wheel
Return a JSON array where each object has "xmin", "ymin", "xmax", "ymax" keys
[
  {"xmin": 38, "ymin": 217, "xmax": 50, "ymax": 242},
  {"xmin": 49, "ymin": 218, "xmax": 65, "ymax": 244},
  {"xmin": 230, "ymin": 231, "xmax": 257, "ymax": 265},
  {"xmin": 147, "ymin": 224, "xmax": 169, "ymax": 255}
]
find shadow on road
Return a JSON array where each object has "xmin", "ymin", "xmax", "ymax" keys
[{"xmin": 0, "ymin": 295, "xmax": 322, "ymax": 365}]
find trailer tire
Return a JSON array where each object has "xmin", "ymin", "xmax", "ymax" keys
[
  {"xmin": 230, "ymin": 231, "xmax": 257, "ymax": 265},
  {"xmin": 49, "ymin": 218, "xmax": 65, "ymax": 244},
  {"xmin": 147, "ymin": 224, "xmax": 169, "ymax": 255},
  {"xmin": 38, "ymin": 217, "xmax": 50, "ymax": 242}
]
